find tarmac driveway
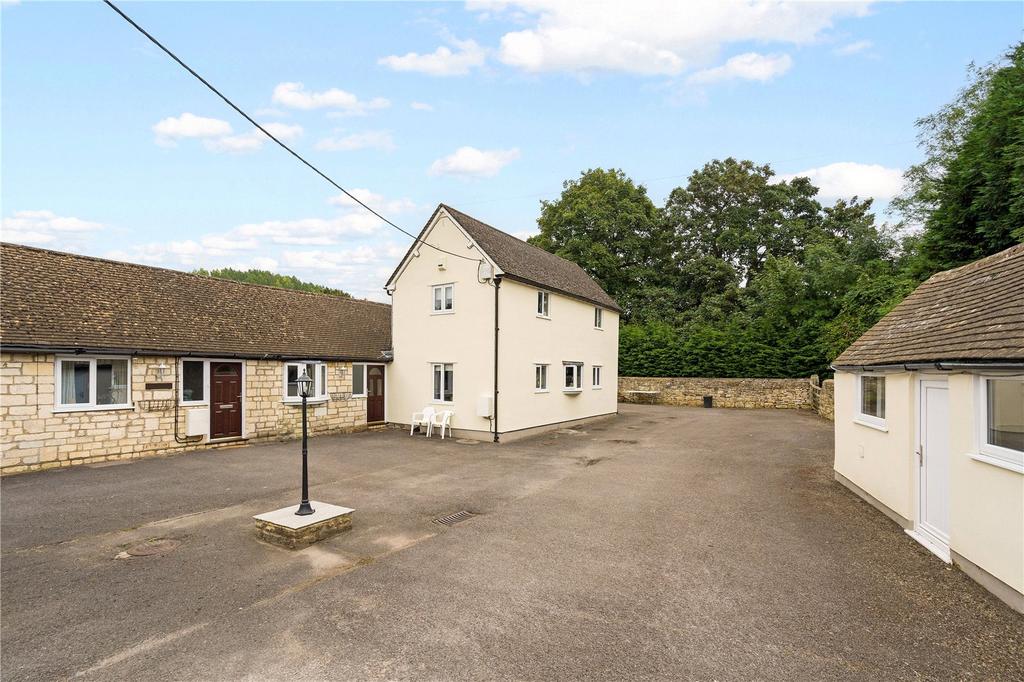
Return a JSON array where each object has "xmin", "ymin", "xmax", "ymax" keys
[{"xmin": 2, "ymin": 404, "xmax": 1022, "ymax": 680}]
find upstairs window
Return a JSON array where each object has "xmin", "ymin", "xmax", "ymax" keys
[
  {"xmin": 979, "ymin": 377, "xmax": 1024, "ymax": 471},
  {"xmin": 563, "ymin": 362, "xmax": 582, "ymax": 392},
  {"xmin": 537, "ymin": 291, "xmax": 549, "ymax": 317},
  {"xmin": 284, "ymin": 361, "xmax": 328, "ymax": 402},
  {"xmin": 432, "ymin": 284, "xmax": 454, "ymax": 313},
  {"xmin": 55, "ymin": 356, "xmax": 131, "ymax": 410},
  {"xmin": 432, "ymin": 363, "xmax": 454, "ymax": 402},
  {"xmin": 594, "ymin": 308, "xmax": 603, "ymax": 329},
  {"xmin": 857, "ymin": 375, "xmax": 886, "ymax": 428}
]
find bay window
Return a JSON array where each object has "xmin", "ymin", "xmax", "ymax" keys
[
  {"xmin": 55, "ymin": 356, "xmax": 131, "ymax": 410},
  {"xmin": 563, "ymin": 362, "xmax": 582, "ymax": 392}
]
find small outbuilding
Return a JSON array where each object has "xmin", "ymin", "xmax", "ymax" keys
[{"xmin": 832, "ymin": 243, "xmax": 1023, "ymax": 613}]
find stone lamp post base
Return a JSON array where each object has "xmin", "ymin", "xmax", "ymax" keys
[{"xmin": 253, "ymin": 502, "xmax": 354, "ymax": 550}]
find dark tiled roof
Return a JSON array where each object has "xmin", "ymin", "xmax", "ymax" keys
[
  {"xmin": 443, "ymin": 205, "xmax": 621, "ymax": 311},
  {"xmin": 387, "ymin": 204, "xmax": 621, "ymax": 312},
  {"xmin": 834, "ymin": 243, "xmax": 1024, "ymax": 367},
  {"xmin": 0, "ymin": 243, "xmax": 392, "ymax": 361}
]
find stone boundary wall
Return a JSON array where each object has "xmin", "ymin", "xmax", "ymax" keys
[
  {"xmin": 618, "ymin": 375, "xmax": 834, "ymax": 420},
  {"xmin": 1, "ymin": 353, "xmax": 369, "ymax": 475}
]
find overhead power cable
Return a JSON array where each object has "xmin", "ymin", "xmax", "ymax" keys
[{"xmin": 102, "ymin": 0, "xmax": 480, "ymax": 263}]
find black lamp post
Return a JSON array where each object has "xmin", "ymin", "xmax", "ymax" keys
[{"xmin": 295, "ymin": 369, "xmax": 315, "ymax": 516}]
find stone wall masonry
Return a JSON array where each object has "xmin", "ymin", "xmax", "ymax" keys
[
  {"xmin": 618, "ymin": 375, "xmax": 834, "ymax": 420},
  {"xmin": 0, "ymin": 353, "xmax": 370, "ymax": 475}
]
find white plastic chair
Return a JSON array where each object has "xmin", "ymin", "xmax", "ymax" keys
[
  {"xmin": 410, "ymin": 406, "xmax": 436, "ymax": 436},
  {"xmin": 429, "ymin": 410, "xmax": 453, "ymax": 439}
]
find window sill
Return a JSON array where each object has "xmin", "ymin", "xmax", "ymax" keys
[
  {"xmin": 282, "ymin": 398, "xmax": 329, "ymax": 406},
  {"xmin": 968, "ymin": 451, "xmax": 1024, "ymax": 475},
  {"xmin": 594, "ymin": 327, "xmax": 604, "ymax": 331},
  {"xmin": 563, "ymin": 388, "xmax": 582, "ymax": 395},
  {"xmin": 180, "ymin": 401, "xmax": 209, "ymax": 407},
  {"xmin": 592, "ymin": 386, "xmax": 603, "ymax": 390},
  {"xmin": 431, "ymin": 310, "xmax": 455, "ymax": 316},
  {"xmin": 534, "ymin": 389, "xmax": 549, "ymax": 394},
  {"xmin": 853, "ymin": 417, "xmax": 888, "ymax": 433},
  {"xmin": 431, "ymin": 400, "xmax": 455, "ymax": 406},
  {"xmin": 351, "ymin": 393, "xmax": 367, "ymax": 399},
  {"xmin": 53, "ymin": 405, "xmax": 134, "ymax": 414},
  {"xmin": 536, "ymin": 315, "xmax": 551, "ymax": 321}
]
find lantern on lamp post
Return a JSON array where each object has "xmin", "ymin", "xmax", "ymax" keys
[{"xmin": 295, "ymin": 368, "xmax": 315, "ymax": 516}]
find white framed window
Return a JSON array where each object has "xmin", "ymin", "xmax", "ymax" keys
[
  {"xmin": 563, "ymin": 362, "xmax": 582, "ymax": 392},
  {"xmin": 594, "ymin": 307, "xmax": 603, "ymax": 329},
  {"xmin": 55, "ymin": 356, "xmax": 131, "ymax": 411},
  {"xmin": 180, "ymin": 359, "xmax": 208, "ymax": 404},
  {"xmin": 856, "ymin": 374, "xmax": 886, "ymax": 429},
  {"xmin": 352, "ymin": 363, "xmax": 366, "ymax": 397},
  {"xmin": 592, "ymin": 365, "xmax": 602, "ymax": 388},
  {"xmin": 535, "ymin": 364, "xmax": 548, "ymax": 392},
  {"xmin": 283, "ymin": 361, "xmax": 328, "ymax": 402},
  {"xmin": 975, "ymin": 376, "xmax": 1023, "ymax": 472},
  {"xmin": 432, "ymin": 283, "xmax": 454, "ymax": 313},
  {"xmin": 537, "ymin": 290, "xmax": 550, "ymax": 318},
  {"xmin": 432, "ymin": 363, "xmax": 454, "ymax": 402}
]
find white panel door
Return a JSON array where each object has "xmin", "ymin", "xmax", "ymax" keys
[{"xmin": 919, "ymin": 380, "xmax": 951, "ymax": 546}]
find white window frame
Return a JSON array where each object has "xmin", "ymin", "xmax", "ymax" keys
[
  {"xmin": 594, "ymin": 307, "xmax": 603, "ymax": 329},
  {"xmin": 537, "ymin": 290, "xmax": 550, "ymax": 318},
  {"xmin": 592, "ymin": 365, "xmax": 602, "ymax": 389},
  {"xmin": 534, "ymin": 364, "xmax": 549, "ymax": 393},
  {"xmin": 179, "ymin": 358, "xmax": 211, "ymax": 405},
  {"xmin": 563, "ymin": 363, "xmax": 582, "ymax": 393},
  {"xmin": 432, "ymin": 283, "xmax": 455, "ymax": 314},
  {"xmin": 54, "ymin": 355, "xmax": 132, "ymax": 412},
  {"xmin": 432, "ymin": 362, "xmax": 454, "ymax": 403},
  {"xmin": 283, "ymin": 361, "xmax": 329, "ymax": 403},
  {"xmin": 855, "ymin": 373, "xmax": 887, "ymax": 431},
  {"xmin": 973, "ymin": 375, "xmax": 1024, "ymax": 473},
  {"xmin": 351, "ymin": 362, "xmax": 367, "ymax": 397}
]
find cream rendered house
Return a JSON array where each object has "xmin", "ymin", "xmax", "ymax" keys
[
  {"xmin": 386, "ymin": 205, "xmax": 620, "ymax": 441},
  {"xmin": 832, "ymin": 244, "xmax": 1024, "ymax": 613}
]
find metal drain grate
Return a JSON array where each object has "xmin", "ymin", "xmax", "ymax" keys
[{"xmin": 434, "ymin": 510, "xmax": 476, "ymax": 526}]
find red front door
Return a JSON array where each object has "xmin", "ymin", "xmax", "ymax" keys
[
  {"xmin": 210, "ymin": 362, "xmax": 242, "ymax": 439},
  {"xmin": 367, "ymin": 365, "xmax": 385, "ymax": 423}
]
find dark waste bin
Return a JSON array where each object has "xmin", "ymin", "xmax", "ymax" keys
[{"xmin": 703, "ymin": 395, "xmax": 713, "ymax": 408}]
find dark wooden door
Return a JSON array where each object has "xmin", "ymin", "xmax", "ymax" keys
[
  {"xmin": 367, "ymin": 365, "xmax": 385, "ymax": 423},
  {"xmin": 210, "ymin": 362, "xmax": 242, "ymax": 438}
]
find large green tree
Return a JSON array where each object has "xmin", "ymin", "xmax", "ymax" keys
[
  {"xmin": 894, "ymin": 42, "xmax": 1024, "ymax": 276},
  {"xmin": 528, "ymin": 168, "xmax": 675, "ymax": 319}
]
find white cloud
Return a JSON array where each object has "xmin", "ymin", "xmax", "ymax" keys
[
  {"xmin": 314, "ymin": 130, "xmax": 396, "ymax": 152},
  {"xmin": 428, "ymin": 146, "xmax": 520, "ymax": 178},
  {"xmin": 281, "ymin": 247, "xmax": 378, "ymax": 270},
  {"xmin": 467, "ymin": 0, "xmax": 872, "ymax": 76},
  {"xmin": 327, "ymin": 189, "xmax": 417, "ymax": 215},
  {"xmin": 411, "ymin": 101, "xmax": 435, "ymax": 112},
  {"xmin": 834, "ymin": 39, "xmax": 873, "ymax": 56},
  {"xmin": 271, "ymin": 82, "xmax": 390, "ymax": 114},
  {"xmin": 379, "ymin": 37, "xmax": 486, "ymax": 76},
  {"xmin": 778, "ymin": 162, "xmax": 904, "ymax": 200},
  {"xmin": 204, "ymin": 122, "xmax": 303, "ymax": 154},
  {"xmin": 1, "ymin": 210, "xmax": 104, "ymax": 246},
  {"xmin": 687, "ymin": 52, "xmax": 793, "ymax": 85},
  {"xmin": 153, "ymin": 113, "xmax": 233, "ymax": 146},
  {"xmin": 231, "ymin": 214, "xmax": 384, "ymax": 246}
]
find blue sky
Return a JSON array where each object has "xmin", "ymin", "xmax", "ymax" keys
[{"xmin": 3, "ymin": 1, "xmax": 1021, "ymax": 300}]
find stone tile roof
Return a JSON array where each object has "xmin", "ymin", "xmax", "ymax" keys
[
  {"xmin": 0, "ymin": 243, "xmax": 392, "ymax": 361},
  {"xmin": 387, "ymin": 204, "xmax": 621, "ymax": 312},
  {"xmin": 833, "ymin": 243, "xmax": 1024, "ymax": 367}
]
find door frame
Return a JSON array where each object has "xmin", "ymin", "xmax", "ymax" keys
[
  {"xmin": 909, "ymin": 376, "xmax": 951, "ymax": 562},
  {"xmin": 365, "ymin": 363, "xmax": 387, "ymax": 423},
  {"xmin": 208, "ymin": 360, "xmax": 246, "ymax": 440}
]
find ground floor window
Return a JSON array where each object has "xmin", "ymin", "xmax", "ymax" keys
[
  {"xmin": 535, "ymin": 364, "xmax": 548, "ymax": 391},
  {"xmin": 284, "ymin": 361, "xmax": 328, "ymax": 402},
  {"xmin": 181, "ymin": 360, "xmax": 206, "ymax": 402},
  {"xmin": 857, "ymin": 374, "xmax": 886, "ymax": 427},
  {"xmin": 592, "ymin": 365, "xmax": 602, "ymax": 388},
  {"xmin": 55, "ymin": 356, "xmax": 131, "ymax": 410},
  {"xmin": 352, "ymin": 363, "xmax": 366, "ymax": 396},
  {"xmin": 981, "ymin": 377, "xmax": 1024, "ymax": 468},
  {"xmin": 563, "ymin": 362, "xmax": 582, "ymax": 392},
  {"xmin": 432, "ymin": 363, "xmax": 454, "ymax": 402}
]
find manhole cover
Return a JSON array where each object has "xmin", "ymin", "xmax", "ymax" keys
[
  {"xmin": 125, "ymin": 538, "xmax": 180, "ymax": 557},
  {"xmin": 434, "ymin": 510, "xmax": 476, "ymax": 526}
]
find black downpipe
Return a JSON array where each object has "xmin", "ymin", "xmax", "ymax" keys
[{"xmin": 493, "ymin": 276, "xmax": 501, "ymax": 442}]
